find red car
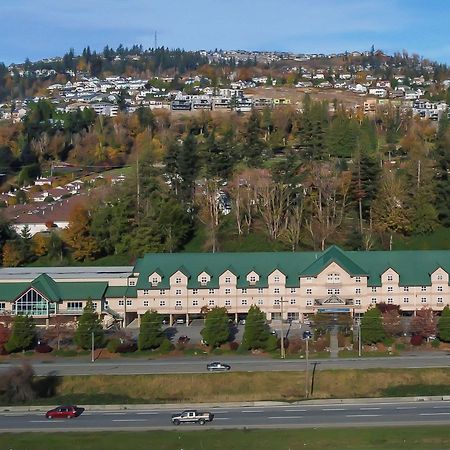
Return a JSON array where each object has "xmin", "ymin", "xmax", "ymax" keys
[{"xmin": 45, "ymin": 405, "xmax": 79, "ymax": 419}]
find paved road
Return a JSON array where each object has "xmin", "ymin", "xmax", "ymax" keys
[
  {"xmin": 0, "ymin": 354, "xmax": 448, "ymax": 376},
  {"xmin": 2, "ymin": 400, "xmax": 450, "ymax": 431}
]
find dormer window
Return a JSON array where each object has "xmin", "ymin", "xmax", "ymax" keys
[
  {"xmin": 225, "ymin": 277, "xmax": 231, "ymax": 283},
  {"xmin": 437, "ymin": 274, "xmax": 443, "ymax": 281},
  {"xmin": 129, "ymin": 280, "xmax": 136, "ymax": 286},
  {"xmin": 250, "ymin": 276, "xmax": 256, "ymax": 283},
  {"xmin": 175, "ymin": 277, "xmax": 182, "ymax": 284},
  {"xmin": 274, "ymin": 276, "xmax": 280, "ymax": 283},
  {"xmin": 152, "ymin": 278, "xmax": 158, "ymax": 285},
  {"xmin": 355, "ymin": 277, "xmax": 361, "ymax": 283},
  {"xmin": 387, "ymin": 275, "xmax": 393, "ymax": 282},
  {"xmin": 201, "ymin": 276, "xmax": 208, "ymax": 285}
]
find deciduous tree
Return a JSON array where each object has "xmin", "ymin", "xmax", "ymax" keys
[{"xmin": 74, "ymin": 300, "xmax": 104, "ymax": 350}]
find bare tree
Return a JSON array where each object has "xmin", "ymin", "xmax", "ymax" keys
[
  {"xmin": 281, "ymin": 200, "xmax": 304, "ymax": 251},
  {"xmin": 0, "ymin": 363, "xmax": 35, "ymax": 404}
]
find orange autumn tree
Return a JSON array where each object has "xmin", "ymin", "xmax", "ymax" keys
[{"xmin": 63, "ymin": 205, "xmax": 98, "ymax": 261}]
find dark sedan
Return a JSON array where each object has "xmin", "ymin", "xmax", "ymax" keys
[{"xmin": 206, "ymin": 361, "xmax": 231, "ymax": 372}]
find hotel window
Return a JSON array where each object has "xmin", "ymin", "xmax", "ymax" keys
[
  {"xmin": 387, "ymin": 287, "xmax": 393, "ymax": 292},
  {"xmin": 387, "ymin": 275, "xmax": 393, "ymax": 281},
  {"xmin": 421, "ymin": 297, "xmax": 427, "ymax": 303},
  {"xmin": 355, "ymin": 299, "xmax": 361, "ymax": 305},
  {"xmin": 257, "ymin": 299, "xmax": 263, "ymax": 305},
  {"xmin": 175, "ymin": 277, "xmax": 182, "ymax": 284},
  {"xmin": 159, "ymin": 289, "xmax": 166, "ymax": 295},
  {"xmin": 327, "ymin": 273, "xmax": 340, "ymax": 283},
  {"xmin": 290, "ymin": 288, "xmax": 296, "ymax": 294},
  {"xmin": 437, "ymin": 274, "xmax": 443, "ymax": 281},
  {"xmin": 274, "ymin": 276, "xmax": 280, "ymax": 283},
  {"xmin": 421, "ymin": 286, "xmax": 427, "ymax": 292},
  {"xmin": 438, "ymin": 286, "xmax": 443, "ymax": 292},
  {"xmin": 372, "ymin": 287, "xmax": 377, "ymax": 293},
  {"xmin": 306, "ymin": 288, "xmax": 312, "ymax": 295},
  {"xmin": 143, "ymin": 289, "xmax": 149, "ymax": 295},
  {"xmin": 126, "ymin": 300, "xmax": 132, "ymax": 306},
  {"xmin": 67, "ymin": 301, "xmax": 83, "ymax": 310},
  {"xmin": 143, "ymin": 300, "xmax": 149, "ymax": 307},
  {"xmin": 241, "ymin": 288, "xmax": 247, "ymax": 294},
  {"xmin": 175, "ymin": 289, "xmax": 182, "ymax": 295},
  {"xmin": 258, "ymin": 288, "xmax": 264, "ymax": 294},
  {"xmin": 152, "ymin": 278, "xmax": 158, "ymax": 285},
  {"xmin": 241, "ymin": 299, "xmax": 247, "ymax": 306},
  {"xmin": 306, "ymin": 299, "xmax": 313, "ymax": 306},
  {"xmin": 201, "ymin": 276, "xmax": 208, "ymax": 284},
  {"xmin": 438, "ymin": 297, "xmax": 443, "ymax": 303},
  {"xmin": 159, "ymin": 300, "xmax": 166, "ymax": 307},
  {"xmin": 249, "ymin": 276, "xmax": 256, "ymax": 283},
  {"xmin": 274, "ymin": 299, "xmax": 280, "ymax": 305},
  {"xmin": 403, "ymin": 287, "xmax": 409, "ymax": 292},
  {"xmin": 0, "ymin": 302, "xmax": 5, "ymax": 312},
  {"xmin": 387, "ymin": 298, "xmax": 393, "ymax": 304},
  {"xmin": 327, "ymin": 288, "xmax": 333, "ymax": 295},
  {"xmin": 306, "ymin": 277, "xmax": 312, "ymax": 281},
  {"xmin": 129, "ymin": 280, "xmax": 135, "ymax": 286},
  {"xmin": 208, "ymin": 299, "xmax": 215, "ymax": 306},
  {"xmin": 355, "ymin": 288, "xmax": 361, "ymax": 294},
  {"xmin": 274, "ymin": 288, "xmax": 280, "ymax": 294},
  {"xmin": 225, "ymin": 299, "xmax": 231, "ymax": 307},
  {"xmin": 225, "ymin": 277, "xmax": 231, "ymax": 283},
  {"xmin": 209, "ymin": 289, "xmax": 215, "ymax": 294},
  {"xmin": 290, "ymin": 298, "xmax": 296, "ymax": 305},
  {"xmin": 175, "ymin": 300, "xmax": 182, "ymax": 307},
  {"xmin": 118, "ymin": 300, "xmax": 124, "ymax": 306},
  {"xmin": 225, "ymin": 288, "xmax": 231, "ymax": 295},
  {"xmin": 371, "ymin": 298, "xmax": 377, "ymax": 304},
  {"xmin": 192, "ymin": 289, "xmax": 198, "ymax": 295},
  {"xmin": 334, "ymin": 289, "xmax": 340, "ymax": 295},
  {"xmin": 403, "ymin": 297, "xmax": 409, "ymax": 303},
  {"xmin": 192, "ymin": 300, "xmax": 198, "ymax": 306},
  {"xmin": 355, "ymin": 277, "xmax": 361, "ymax": 283},
  {"xmin": 104, "ymin": 300, "xmax": 108, "ymax": 307}
]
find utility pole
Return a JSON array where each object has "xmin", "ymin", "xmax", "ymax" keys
[
  {"xmin": 91, "ymin": 331, "xmax": 95, "ymax": 363},
  {"xmin": 357, "ymin": 318, "xmax": 362, "ymax": 357},
  {"xmin": 303, "ymin": 330, "xmax": 312, "ymax": 398},
  {"xmin": 280, "ymin": 297, "xmax": 286, "ymax": 359}
]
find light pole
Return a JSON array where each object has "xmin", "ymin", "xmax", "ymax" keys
[
  {"xmin": 280, "ymin": 297, "xmax": 288, "ymax": 359},
  {"xmin": 357, "ymin": 318, "xmax": 362, "ymax": 357},
  {"xmin": 91, "ymin": 331, "xmax": 95, "ymax": 363},
  {"xmin": 303, "ymin": 330, "xmax": 312, "ymax": 398}
]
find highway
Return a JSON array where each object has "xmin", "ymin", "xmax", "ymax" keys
[
  {"xmin": 1, "ymin": 400, "xmax": 450, "ymax": 431},
  {"xmin": 0, "ymin": 354, "xmax": 448, "ymax": 376}
]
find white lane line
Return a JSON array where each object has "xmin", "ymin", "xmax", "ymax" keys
[
  {"xmin": 323, "ymin": 408, "xmax": 347, "ymax": 411},
  {"xmin": 104, "ymin": 412, "xmax": 126, "ymax": 415},
  {"xmin": 346, "ymin": 414, "xmax": 381, "ymax": 418},
  {"xmin": 396, "ymin": 407, "xmax": 417, "ymax": 410},
  {"xmin": 433, "ymin": 406, "xmax": 450, "ymax": 409},
  {"xmin": 420, "ymin": 412, "xmax": 450, "ymax": 416},
  {"xmin": 213, "ymin": 411, "xmax": 229, "ymax": 414},
  {"xmin": 136, "ymin": 412, "xmax": 158, "ymax": 415},
  {"xmin": 29, "ymin": 420, "xmax": 58, "ymax": 423},
  {"xmin": 214, "ymin": 418, "xmax": 230, "ymax": 420},
  {"xmin": 112, "ymin": 419, "xmax": 147, "ymax": 422},
  {"xmin": 241, "ymin": 410, "xmax": 263, "ymax": 413},
  {"xmin": 284, "ymin": 409, "xmax": 307, "ymax": 412},
  {"xmin": 360, "ymin": 407, "xmax": 381, "ymax": 411},
  {"xmin": 269, "ymin": 416, "xmax": 303, "ymax": 419}
]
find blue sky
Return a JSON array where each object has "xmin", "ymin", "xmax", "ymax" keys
[{"xmin": 2, "ymin": 0, "xmax": 450, "ymax": 64}]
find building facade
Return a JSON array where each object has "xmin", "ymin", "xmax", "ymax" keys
[{"xmin": 0, "ymin": 246, "xmax": 449, "ymax": 327}]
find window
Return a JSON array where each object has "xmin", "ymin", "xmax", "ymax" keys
[
  {"xmin": 225, "ymin": 277, "xmax": 231, "ymax": 283},
  {"xmin": 209, "ymin": 289, "xmax": 215, "ymax": 294},
  {"xmin": 355, "ymin": 277, "xmax": 361, "ymax": 283},
  {"xmin": 175, "ymin": 277, "xmax": 182, "ymax": 284},
  {"xmin": 175, "ymin": 289, "xmax": 182, "ymax": 295},
  {"xmin": 258, "ymin": 288, "xmax": 264, "ymax": 294},
  {"xmin": 421, "ymin": 297, "xmax": 427, "ymax": 303},
  {"xmin": 306, "ymin": 277, "xmax": 312, "ymax": 281},
  {"xmin": 437, "ymin": 274, "xmax": 443, "ymax": 281},
  {"xmin": 421, "ymin": 286, "xmax": 427, "ymax": 292},
  {"xmin": 355, "ymin": 288, "xmax": 361, "ymax": 294},
  {"xmin": 192, "ymin": 289, "xmax": 198, "ymax": 295},
  {"xmin": 67, "ymin": 301, "xmax": 83, "ymax": 311},
  {"xmin": 126, "ymin": 299, "xmax": 132, "ymax": 306},
  {"xmin": 387, "ymin": 287, "xmax": 393, "ymax": 292},
  {"xmin": 438, "ymin": 297, "xmax": 443, "ymax": 303},
  {"xmin": 306, "ymin": 288, "xmax": 312, "ymax": 295},
  {"xmin": 403, "ymin": 297, "xmax": 409, "ymax": 303},
  {"xmin": 257, "ymin": 299, "xmax": 263, "ymax": 305},
  {"xmin": 438, "ymin": 286, "xmax": 443, "ymax": 292},
  {"xmin": 306, "ymin": 299, "xmax": 313, "ymax": 306},
  {"xmin": 143, "ymin": 289, "xmax": 149, "ymax": 295},
  {"xmin": 0, "ymin": 302, "xmax": 5, "ymax": 312},
  {"xmin": 225, "ymin": 299, "xmax": 231, "ymax": 306},
  {"xmin": 129, "ymin": 280, "xmax": 136, "ymax": 286},
  {"xmin": 249, "ymin": 276, "xmax": 256, "ymax": 283},
  {"xmin": 92, "ymin": 302, "xmax": 98, "ymax": 310},
  {"xmin": 355, "ymin": 299, "xmax": 361, "ymax": 305},
  {"xmin": 371, "ymin": 298, "xmax": 377, "ymax": 304},
  {"xmin": 104, "ymin": 300, "xmax": 109, "ymax": 307},
  {"xmin": 372, "ymin": 287, "xmax": 377, "ymax": 293},
  {"xmin": 274, "ymin": 288, "xmax": 280, "ymax": 294},
  {"xmin": 334, "ymin": 288, "xmax": 340, "ymax": 295},
  {"xmin": 290, "ymin": 288, "xmax": 296, "ymax": 294},
  {"xmin": 287, "ymin": 312, "xmax": 299, "ymax": 321},
  {"xmin": 201, "ymin": 276, "xmax": 208, "ymax": 284},
  {"xmin": 192, "ymin": 300, "xmax": 198, "ymax": 306},
  {"xmin": 274, "ymin": 276, "xmax": 280, "ymax": 283},
  {"xmin": 159, "ymin": 289, "xmax": 166, "ymax": 295},
  {"xmin": 225, "ymin": 288, "xmax": 231, "ymax": 295},
  {"xmin": 118, "ymin": 300, "xmax": 124, "ymax": 306},
  {"xmin": 175, "ymin": 300, "xmax": 182, "ymax": 307},
  {"xmin": 327, "ymin": 288, "xmax": 333, "ymax": 295},
  {"xmin": 241, "ymin": 288, "xmax": 247, "ymax": 294},
  {"xmin": 327, "ymin": 273, "xmax": 340, "ymax": 283},
  {"xmin": 152, "ymin": 278, "xmax": 158, "ymax": 285},
  {"xmin": 403, "ymin": 287, "xmax": 409, "ymax": 292},
  {"xmin": 208, "ymin": 299, "xmax": 215, "ymax": 306},
  {"xmin": 274, "ymin": 299, "xmax": 280, "ymax": 305},
  {"xmin": 387, "ymin": 275, "xmax": 393, "ymax": 282},
  {"xmin": 241, "ymin": 299, "xmax": 247, "ymax": 305},
  {"xmin": 143, "ymin": 300, "xmax": 149, "ymax": 307},
  {"xmin": 387, "ymin": 297, "xmax": 393, "ymax": 304},
  {"xmin": 290, "ymin": 298, "xmax": 296, "ymax": 305}
]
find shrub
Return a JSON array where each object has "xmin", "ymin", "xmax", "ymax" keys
[
  {"xmin": 53, "ymin": 349, "xmax": 78, "ymax": 357},
  {"xmin": 117, "ymin": 342, "xmax": 137, "ymax": 353},
  {"xmin": 382, "ymin": 336, "xmax": 395, "ymax": 346},
  {"xmin": 159, "ymin": 338, "xmax": 174, "ymax": 354},
  {"xmin": 229, "ymin": 341, "xmax": 239, "ymax": 351},
  {"xmin": 34, "ymin": 343, "xmax": 53, "ymax": 353},
  {"xmin": 265, "ymin": 334, "xmax": 278, "ymax": 352},
  {"xmin": 107, "ymin": 338, "xmax": 121, "ymax": 353},
  {"xmin": 395, "ymin": 343, "xmax": 406, "ymax": 351},
  {"xmin": 410, "ymin": 335, "xmax": 424, "ymax": 346},
  {"xmin": 431, "ymin": 338, "xmax": 441, "ymax": 349}
]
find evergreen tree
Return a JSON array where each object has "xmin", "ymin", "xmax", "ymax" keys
[
  {"xmin": 5, "ymin": 315, "xmax": 36, "ymax": 353},
  {"xmin": 361, "ymin": 306, "xmax": 385, "ymax": 344},
  {"xmin": 138, "ymin": 310, "xmax": 164, "ymax": 350},
  {"xmin": 438, "ymin": 305, "xmax": 450, "ymax": 342},
  {"xmin": 241, "ymin": 305, "xmax": 270, "ymax": 350},
  {"xmin": 201, "ymin": 307, "xmax": 230, "ymax": 347},
  {"xmin": 74, "ymin": 300, "xmax": 104, "ymax": 350},
  {"xmin": 243, "ymin": 110, "xmax": 266, "ymax": 166},
  {"xmin": 177, "ymin": 133, "xmax": 199, "ymax": 203}
]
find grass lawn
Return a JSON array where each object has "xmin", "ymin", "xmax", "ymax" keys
[{"xmin": 2, "ymin": 427, "xmax": 450, "ymax": 450}]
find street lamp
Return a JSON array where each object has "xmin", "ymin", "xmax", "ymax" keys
[
  {"xmin": 303, "ymin": 330, "xmax": 312, "ymax": 398},
  {"xmin": 356, "ymin": 317, "xmax": 362, "ymax": 357},
  {"xmin": 280, "ymin": 297, "xmax": 289, "ymax": 359}
]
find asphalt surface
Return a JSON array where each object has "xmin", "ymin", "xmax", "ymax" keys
[
  {"xmin": 0, "ymin": 354, "xmax": 449, "ymax": 376},
  {"xmin": 2, "ymin": 400, "xmax": 450, "ymax": 431}
]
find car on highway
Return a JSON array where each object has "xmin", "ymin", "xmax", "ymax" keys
[
  {"xmin": 171, "ymin": 409, "xmax": 214, "ymax": 425},
  {"xmin": 45, "ymin": 405, "xmax": 80, "ymax": 419},
  {"xmin": 206, "ymin": 361, "xmax": 231, "ymax": 372}
]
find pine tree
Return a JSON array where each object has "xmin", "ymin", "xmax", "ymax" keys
[
  {"xmin": 201, "ymin": 307, "xmax": 230, "ymax": 347},
  {"xmin": 138, "ymin": 310, "xmax": 164, "ymax": 350},
  {"xmin": 361, "ymin": 306, "xmax": 385, "ymax": 344},
  {"xmin": 5, "ymin": 315, "xmax": 36, "ymax": 353},
  {"xmin": 241, "ymin": 305, "xmax": 270, "ymax": 350},
  {"xmin": 74, "ymin": 300, "xmax": 104, "ymax": 350},
  {"xmin": 438, "ymin": 306, "xmax": 450, "ymax": 342}
]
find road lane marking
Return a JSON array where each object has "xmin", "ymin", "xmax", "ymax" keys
[
  {"xmin": 136, "ymin": 412, "xmax": 158, "ymax": 415},
  {"xmin": 112, "ymin": 419, "xmax": 147, "ymax": 422},
  {"xmin": 346, "ymin": 414, "xmax": 381, "ymax": 417},
  {"xmin": 241, "ymin": 410, "xmax": 263, "ymax": 413},
  {"xmin": 213, "ymin": 411, "xmax": 229, "ymax": 414},
  {"xmin": 284, "ymin": 409, "xmax": 307, "ymax": 412},
  {"xmin": 214, "ymin": 418, "xmax": 230, "ymax": 420},
  {"xmin": 269, "ymin": 416, "xmax": 303, "ymax": 419},
  {"xmin": 396, "ymin": 407, "xmax": 417, "ymax": 410},
  {"xmin": 322, "ymin": 408, "xmax": 347, "ymax": 411},
  {"xmin": 360, "ymin": 407, "xmax": 381, "ymax": 410},
  {"xmin": 433, "ymin": 406, "xmax": 450, "ymax": 409},
  {"xmin": 29, "ymin": 420, "xmax": 58, "ymax": 423},
  {"xmin": 420, "ymin": 412, "xmax": 450, "ymax": 416},
  {"xmin": 104, "ymin": 412, "xmax": 126, "ymax": 415}
]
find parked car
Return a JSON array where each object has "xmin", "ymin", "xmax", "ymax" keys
[
  {"xmin": 171, "ymin": 410, "xmax": 214, "ymax": 425},
  {"xmin": 176, "ymin": 318, "xmax": 185, "ymax": 324},
  {"xmin": 45, "ymin": 405, "xmax": 80, "ymax": 419},
  {"xmin": 177, "ymin": 335, "xmax": 190, "ymax": 344},
  {"xmin": 206, "ymin": 361, "xmax": 231, "ymax": 372}
]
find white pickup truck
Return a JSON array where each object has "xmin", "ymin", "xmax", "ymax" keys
[{"xmin": 171, "ymin": 409, "xmax": 214, "ymax": 425}]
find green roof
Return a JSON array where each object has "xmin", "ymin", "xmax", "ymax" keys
[
  {"xmin": 105, "ymin": 286, "xmax": 128, "ymax": 298},
  {"xmin": 31, "ymin": 273, "xmax": 61, "ymax": 302}
]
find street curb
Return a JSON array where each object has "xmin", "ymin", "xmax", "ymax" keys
[{"xmin": 1, "ymin": 395, "xmax": 450, "ymax": 413}]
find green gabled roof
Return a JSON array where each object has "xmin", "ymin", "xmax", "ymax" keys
[
  {"xmin": 105, "ymin": 286, "xmax": 128, "ymax": 298},
  {"xmin": 57, "ymin": 282, "xmax": 107, "ymax": 300},
  {"xmin": 300, "ymin": 245, "xmax": 367, "ymax": 278},
  {"xmin": 0, "ymin": 283, "xmax": 29, "ymax": 302},
  {"xmin": 31, "ymin": 273, "xmax": 61, "ymax": 302}
]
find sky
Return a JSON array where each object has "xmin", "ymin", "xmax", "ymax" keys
[{"xmin": 1, "ymin": 0, "xmax": 450, "ymax": 65}]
